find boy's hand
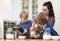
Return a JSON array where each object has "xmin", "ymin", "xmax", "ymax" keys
[
  {"xmin": 23, "ymin": 29, "xmax": 27, "ymax": 35},
  {"xmin": 39, "ymin": 31, "xmax": 44, "ymax": 34},
  {"xmin": 33, "ymin": 34, "xmax": 39, "ymax": 39},
  {"xmin": 30, "ymin": 26, "xmax": 33, "ymax": 31}
]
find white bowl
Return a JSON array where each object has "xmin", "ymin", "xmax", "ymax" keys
[
  {"xmin": 18, "ymin": 36, "xmax": 26, "ymax": 39},
  {"xmin": 52, "ymin": 36, "xmax": 60, "ymax": 40},
  {"xmin": 43, "ymin": 35, "xmax": 52, "ymax": 39}
]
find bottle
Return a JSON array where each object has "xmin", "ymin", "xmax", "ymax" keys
[
  {"xmin": 43, "ymin": 28, "xmax": 52, "ymax": 39},
  {"xmin": 30, "ymin": 30, "xmax": 36, "ymax": 38},
  {"xmin": 30, "ymin": 24, "xmax": 38, "ymax": 38}
]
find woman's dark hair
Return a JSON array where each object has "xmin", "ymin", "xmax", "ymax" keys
[{"xmin": 43, "ymin": 1, "xmax": 55, "ymax": 18}]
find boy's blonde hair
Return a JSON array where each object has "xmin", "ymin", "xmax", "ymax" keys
[
  {"xmin": 36, "ymin": 12, "xmax": 48, "ymax": 25},
  {"xmin": 20, "ymin": 11, "xmax": 28, "ymax": 19}
]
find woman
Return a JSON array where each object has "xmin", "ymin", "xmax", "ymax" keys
[{"xmin": 41, "ymin": 1, "xmax": 55, "ymax": 27}]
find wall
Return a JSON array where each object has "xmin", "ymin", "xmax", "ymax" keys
[
  {"xmin": 11, "ymin": 0, "xmax": 22, "ymax": 22},
  {"xmin": 0, "ymin": 0, "xmax": 11, "ymax": 38}
]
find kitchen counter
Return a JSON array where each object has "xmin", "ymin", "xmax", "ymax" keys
[{"xmin": 0, "ymin": 39, "xmax": 60, "ymax": 41}]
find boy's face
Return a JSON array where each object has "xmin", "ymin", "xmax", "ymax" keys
[{"xmin": 21, "ymin": 13, "xmax": 27, "ymax": 20}]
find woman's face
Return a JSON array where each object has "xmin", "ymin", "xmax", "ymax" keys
[{"xmin": 42, "ymin": 6, "xmax": 49, "ymax": 15}]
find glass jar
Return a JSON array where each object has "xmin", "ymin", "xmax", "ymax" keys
[
  {"xmin": 6, "ymin": 27, "xmax": 14, "ymax": 39},
  {"xmin": 43, "ymin": 28, "xmax": 52, "ymax": 39}
]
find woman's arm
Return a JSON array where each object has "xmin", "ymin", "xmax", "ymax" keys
[
  {"xmin": 48, "ymin": 17, "xmax": 55, "ymax": 27},
  {"xmin": 50, "ymin": 27, "xmax": 59, "ymax": 36}
]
